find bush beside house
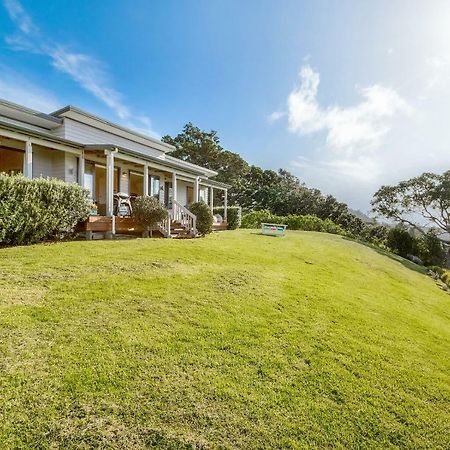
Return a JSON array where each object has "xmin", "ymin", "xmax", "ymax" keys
[
  {"xmin": 0, "ymin": 174, "xmax": 90, "ymax": 246},
  {"xmin": 133, "ymin": 196, "xmax": 168, "ymax": 237},
  {"xmin": 189, "ymin": 201, "xmax": 213, "ymax": 235},
  {"xmin": 213, "ymin": 206, "xmax": 241, "ymax": 229}
]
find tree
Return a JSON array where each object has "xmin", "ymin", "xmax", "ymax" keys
[
  {"xmin": 163, "ymin": 122, "xmax": 370, "ymax": 238},
  {"xmin": 133, "ymin": 196, "xmax": 168, "ymax": 237},
  {"xmin": 372, "ymin": 171, "xmax": 450, "ymax": 265}
]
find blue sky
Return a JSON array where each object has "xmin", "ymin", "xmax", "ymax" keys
[{"xmin": 2, "ymin": 0, "xmax": 450, "ymax": 211}]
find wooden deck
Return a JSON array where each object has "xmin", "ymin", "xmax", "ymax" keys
[
  {"xmin": 77, "ymin": 216, "xmax": 144, "ymax": 234},
  {"xmin": 212, "ymin": 220, "xmax": 228, "ymax": 231},
  {"xmin": 77, "ymin": 216, "xmax": 228, "ymax": 239}
]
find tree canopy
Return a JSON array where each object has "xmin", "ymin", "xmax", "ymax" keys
[
  {"xmin": 162, "ymin": 123, "xmax": 367, "ymax": 236},
  {"xmin": 371, "ymin": 171, "xmax": 450, "ymax": 243}
]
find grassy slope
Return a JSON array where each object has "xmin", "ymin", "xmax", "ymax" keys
[{"xmin": 0, "ymin": 230, "xmax": 449, "ymax": 449}]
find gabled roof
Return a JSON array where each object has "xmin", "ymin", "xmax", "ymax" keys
[
  {"xmin": 0, "ymin": 99, "xmax": 62, "ymax": 130},
  {"xmin": 51, "ymin": 105, "xmax": 175, "ymax": 154}
]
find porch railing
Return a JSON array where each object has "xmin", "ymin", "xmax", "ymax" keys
[{"xmin": 171, "ymin": 200, "xmax": 197, "ymax": 236}]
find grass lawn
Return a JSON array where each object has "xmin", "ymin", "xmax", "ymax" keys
[{"xmin": 0, "ymin": 230, "xmax": 449, "ymax": 449}]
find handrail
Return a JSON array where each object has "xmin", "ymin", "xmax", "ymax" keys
[{"xmin": 171, "ymin": 200, "xmax": 197, "ymax": 236}]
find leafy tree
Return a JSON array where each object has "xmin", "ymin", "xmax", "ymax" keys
[
  {"xmin": 163, "ymin": 122, "xmax": 371, "ymax": 238},
  {"xmin": 133, "ymin": 196, "xmax": 168, "ymax": 237},
  {"xmin": 372, "ymin": 171, "xmax": 450, "ymax": 265}
]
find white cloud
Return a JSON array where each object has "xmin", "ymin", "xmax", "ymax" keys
[
  {"xmin": 271, "ymin": 64, "xmax": 421, "ymax": 210},
  {"xmin": 49, "ymin": 46, "xmax": 130, "ymax": 120},
  {"xmin": 3, "ymin": 0, "xmax": 38, "ymax": 35},
  {"xmin": 267, "ymin": 110, "xmax": 285, "ymax": 123},
  {"xmin": 285, "ymin": 64, "xmax": 411, "ymax": 154},
  {"xmin": 2, "ymin": 0, "xmax": 157, "ymax": 137}
]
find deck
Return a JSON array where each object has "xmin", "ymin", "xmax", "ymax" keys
[{"xmin": 77, "ymin": 216, "xmax": 228, "ymax": 239}]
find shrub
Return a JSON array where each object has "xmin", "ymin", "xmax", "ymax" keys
[
  {"xmin": 359, "ymin": 224, "xmax": 389, "ymax": 247},
  {"xmin": 133, "ymin": 196, "xmax": 168, "ymax": 237},
  {"xmin": 441, "ymin": 271, "xmax": 450, "ymax": 286},
  {"xmin": 284, "ymin": 214, "xmax": 346, "ymax": 234},
  {"xmin": 416, "ymin": 230, "xmax": 447, "ymax": 267},
  {"xmin": 241, "ymin": 210, "xmax": 275, "ymax": 228},
  {"xmin": 0, "ymin": 174, "xmax": 90, "ymax": 246},
  {"xmin": 189, "ymin": 201, "xmax": 213, "ymax": 235},
  {"xmin": 428, "ymin": 265, "xmax": 446, "ymax": 276},
  {"xmin": 213, "ymin": 206, "xmax": 241, "ymax": 229},
  {"xmin": 386, "ymin": 226, "xmax": 416, "ymax": 257},
  {"xmin": 241, "ymin": 211, "xmax": 347, "ymax": 236}
]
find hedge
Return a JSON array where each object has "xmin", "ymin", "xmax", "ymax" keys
[
  {"xmin": 0, "ymin": 174, "xmax": 90, "ymax": 246},
  {"xmin": 213, "ymin": 206, "xmax": 241, "ymax": 230},
  {"xmin": 241, "ymin": 209, "xmax": 347, "ymax": 236}
]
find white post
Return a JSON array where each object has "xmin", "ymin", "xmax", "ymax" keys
[
  {"xmin": 209, "ymin": 186, "xmax": 214, "ymax": 212},
  {"xmin": 172, "ymin": 172, "xmax": 177, "ymax": 203},
  {"xmin": 143, "ymin": 164, "xmax": 149, "ymax": 196},
  {"xmin": 194, "ymin": 177, "xmax": 199, "ymax": 203},
  {"xmin": 105, "ymin": 149, "xmax": 115, "ymax": 217},
  {"xmin": 78, "ymin": 151, "xmax": 85, "ymax": 186},
  {"xmin": 24, "ymin": 140, "xmax": 33, "ymax": 178},
  {"xmin": 224, "ymin": 189, "xmax": 228, "ymax": 221}
]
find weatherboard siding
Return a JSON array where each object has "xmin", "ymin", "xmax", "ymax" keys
[
  {"xmin": 52, "ymin": 118, "xmax": 163, "ymax": 159},
  {"xmin": 32, "ymin": 146, "xmax": 78, "ymax": 182}
]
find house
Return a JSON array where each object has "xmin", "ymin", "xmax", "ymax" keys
[{"xmin": 0, "ymin": 98, "xmax": 231, "ymax": 238}]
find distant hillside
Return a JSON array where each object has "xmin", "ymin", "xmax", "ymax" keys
[{"xmin": 348, "ymin": 208, "xmax": 377, "ymax": 224}]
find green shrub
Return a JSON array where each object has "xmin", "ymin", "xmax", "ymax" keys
[
  {"xmin": 241, "ymin": 210, "xmax": 275, "ymax": 228},
  {"xmin": 441, "ymin": 271, "xmax": 450, "ymax": 286},
  {"xmin": 416, "ymin": 230, "xmax": 447, "ymax": 267},
  {"xmin": 189, "ymin": 201, "xmax": 213, "ymax": 235},
  {"xmin": 0, "ymin": 174, "xmax": 90, "ymax": 246},
  {"xmin": 386, "ymin": 226, "xmax": 416, "ymax": 257},
  {"xmin": 213, "ymin": 206, "xmax": 241, "ymax": 229},
  {"xmin": 241, "ymin": 211, "xmax": 347, "ymax": 236},
  {"xmin": 133, "ymin": 196, "xmax": 168, "ymax": 237},
  {"xmin": 428, "ymin": 265, "xmax": 446, "ymax": 276},
  {"xmin": 359, "ymin": 224, "xmax": 389, "ymax": 246}
]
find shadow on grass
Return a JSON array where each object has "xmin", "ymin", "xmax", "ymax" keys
[
  {"xmin": 342, "ymin": 236, "xmax": 428, "ymax": 275},
  {"xmin": 249, "ymin": 232, "xmax": 286, "ymax": 238}
]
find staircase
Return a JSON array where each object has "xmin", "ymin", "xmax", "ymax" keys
[{"xmin": 157, "ymin": 200, "xmax": 197, "ymax": 239}]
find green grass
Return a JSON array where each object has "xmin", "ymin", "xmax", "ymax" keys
[{"xmin": 0, "ymin": 230, "xmax": 449, "ymax": 449}]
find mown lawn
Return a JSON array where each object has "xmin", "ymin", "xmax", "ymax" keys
[{"xmin": 0, "ymin": 230, "xmax": 449, "ymax": 449}]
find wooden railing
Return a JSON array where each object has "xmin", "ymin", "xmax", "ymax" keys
[
  {"xmin": 171, "ymin": 200, "xmax": 197, "ymax": 236},
  {"xmin": 155, "ymin": 216, "xmax": 171, "ymax": 237}
]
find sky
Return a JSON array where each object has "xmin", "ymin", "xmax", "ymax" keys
[{"xmin": 1, "ymin": 0, "xmax": 450, "ymax": 212}]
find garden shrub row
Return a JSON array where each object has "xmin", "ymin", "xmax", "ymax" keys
[
  {"xmin": 213, "ymin": 206, "xmax": 241, "ymax": 230},
  {"xmin": 0, "ymin": 174, "xmax": 90, "ymax": 246},
  {"xmin": 241, "ymin": 209, "xmax": 347, "ymax": 235}
]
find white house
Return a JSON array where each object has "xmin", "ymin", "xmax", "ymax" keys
[{"xmin": 0, "ymin": 98, "xmax": 230, "ymax": 237}]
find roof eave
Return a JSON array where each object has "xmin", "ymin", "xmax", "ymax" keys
[
  {"xmin": 52, "ymin": 105, "xmax": 175, "ymax": 153},
  {"xmin": 85, "ymin": 144, "xmax": 216, "ymax": 177}
]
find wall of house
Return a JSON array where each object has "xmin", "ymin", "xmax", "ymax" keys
[
  {"xmin": 175, "ymin": 180, "xmax": 208, "ymax": 207},
  {"xmin": 53, "ymin": 119, "xmax": 164, "ymax": 159},
  {"xmin": 31, "ymin": 146, "xmax": 78, "ymax": 182}
]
